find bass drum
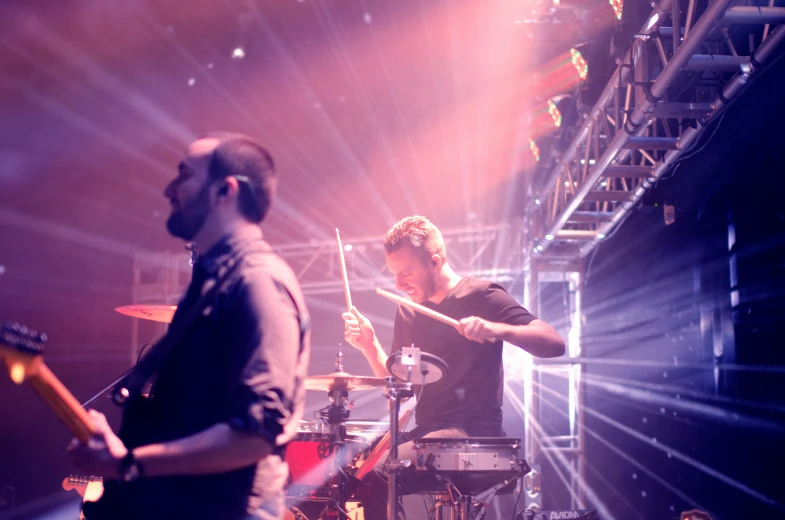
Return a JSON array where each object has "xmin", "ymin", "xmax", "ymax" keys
[{"xmin": 285, "ymin": 432, "xmax": 369, "ymax": 496}]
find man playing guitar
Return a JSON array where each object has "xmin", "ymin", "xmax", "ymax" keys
[{"xmin": 67, "ymin": 133, "xmax": 311, "ymax": 519}]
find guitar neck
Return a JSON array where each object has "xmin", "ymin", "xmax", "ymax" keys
[{"xmin": 25, "ymin": 358, "xmax": 95, "ymax": 443}]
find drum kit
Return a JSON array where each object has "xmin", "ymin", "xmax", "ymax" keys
[
  {"xmin": 111, "ymin": 232, "xmax": 530, "ymax": 519},
  {"xmin": 114, "ymin": 302, "xmax": 529, "ymax": 519}
]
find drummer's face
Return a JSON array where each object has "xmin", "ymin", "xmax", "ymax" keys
[
  {"xmin": 386, "ymin": 246, "xmax": 436, "ymax": 304},
  {"xmin": 164, "ymin": 139, "xmax": 220, "ymax": 240}
]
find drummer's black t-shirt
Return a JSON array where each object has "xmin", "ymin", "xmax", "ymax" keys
[{"xmin": 391, "ymin": 277, "xmax": 536, "ymax": 437}]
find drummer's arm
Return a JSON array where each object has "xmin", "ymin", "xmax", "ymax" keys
[
  {"xmin": 343, "ymin": 307, "xmax": 390, "ymax": 378},
  {"xmin": 458, "ymin": 318, "xmax": 565, "ymax": 358},
  {"xmin": 492, "ymin": 319, "xmax": 565, "ymax": 358},
  {"xmin": 358, "ymin": 339, "xmax": 390, "ymax": 379}
]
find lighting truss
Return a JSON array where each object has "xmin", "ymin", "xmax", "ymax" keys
[
  {"xmin": 521, "ymin": 0, "xmax": 785, "ymax": 510},
  {"xmin": 524, "ymin": 1, "xmax": 785, "ymax": 262},
  {"xmin": 275, "ymin": 221, "xmax": 526, "ymax": 295}
]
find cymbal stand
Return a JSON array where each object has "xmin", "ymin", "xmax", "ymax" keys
[
  {"xmin": 385, "ymin": 346, "xmax": 419, "ymax": 520},
  {"xmin": 323, "ymin": 385, "xmax": 352, "ymax": 520},
  {"xmin": 317, "ymin": 345, "xmax": 352, "ymax": 519}
]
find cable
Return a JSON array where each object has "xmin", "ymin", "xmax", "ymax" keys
[
  {"xmin": 136, "ymin": 342, "xmax": 153, "ymax": 365},
  {"xmin": 511, "ymin": 481, "xmax": 525, "ymax": 519},
  {"xmin": 655, "ymin": 111, "xmax": 728, "ymax": 184}
]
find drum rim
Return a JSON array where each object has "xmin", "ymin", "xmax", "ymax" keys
[
  {"xmin": 293, "ymin": 432, "xmax": 368, "ymax": 442},
  {"xmin": 413, "ymin": 436, "xmax": 521, "ymax": 448}
]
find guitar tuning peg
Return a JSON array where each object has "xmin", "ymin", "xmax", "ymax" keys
[
  {"xmin": 38, "ymin": 332, "xmax": 48, "ymax": 343},
  {"xmin": 28, "ymin": 329, "xmax": 37, "ymax": 339},
  {"xmin": 19, "ymin": 325, "xmax": 28, "ymax": 336},
  {"xmin": 10, "ymin": 322, "xmax": 20, "ymax": 332}
]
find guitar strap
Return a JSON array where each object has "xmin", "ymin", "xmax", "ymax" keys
[{"xmin": 113, "ymin": 241, "xmax": 256, "ymax": 404}]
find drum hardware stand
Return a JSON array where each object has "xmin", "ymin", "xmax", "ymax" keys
[
  {"xmin": 385, "ymin": 346, "xmax": 419, "ymax": 520},
  {"xmin": 468, "ymin": 477, "xmax": 518, "ymax": 520},
  {"xmin": 424, "ymin": 455, "xmax": 462, "ymax": 519},
  {"xmin": 426, "ymin": 476, "xmax": 517, "ymax": 520},
  {"xmin": 288, "ymin": 506, "xmax": 309, "ymax": 520},
  {"xmin": 314, "ymin": 346, "xmax": 354, "ymax": 520},
  {"xmin": 424, "ymin": 453, "xmax": 526, "ymax": 520}
]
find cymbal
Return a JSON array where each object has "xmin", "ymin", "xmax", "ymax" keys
[
  {"xmin": 304, "ymin": 372, "xmax": 386, "ymax": 392},
  {"xmin": 115, "ymin": 304, "xmax": 177, "ymax": 324}
]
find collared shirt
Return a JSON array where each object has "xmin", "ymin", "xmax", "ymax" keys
[{"xmin": 130, "ymin": 226, "xmax": 310, "ymax": 519}]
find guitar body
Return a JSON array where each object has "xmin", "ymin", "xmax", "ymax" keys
[{"xmin": 82, "ymin": 395, "xmax": 172, "ymax": 520}]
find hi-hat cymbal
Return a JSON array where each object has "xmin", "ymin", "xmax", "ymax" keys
[
  {"xmin": 115, "ymin": 304, "xmax": 177, "ymax": 324},
  {"xmin": 386, "ymin": 351, "xmax": 448, "ymax": 385},
  {"xmin": 304, "ymin": 372, "xmax": 386, "ymax": 392}
]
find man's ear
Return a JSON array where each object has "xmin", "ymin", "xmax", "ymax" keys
[
  {"xmin": 216, "ymin": 176, "xmax": 240, "ymax": 201},
  {"xmin": 430, "ymin": 254, "xmax": 442, "ymax": 269}
]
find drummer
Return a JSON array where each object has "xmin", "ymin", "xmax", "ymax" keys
[{"xmin": 342, "ymin": 215, "xmax": 565, "ymax": 517}]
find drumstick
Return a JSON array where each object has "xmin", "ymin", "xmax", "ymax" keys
[
  {"xmin": 336, "ymin": 228, "xmax": 353, "ymax": 311},
  {"xmin": 354, "ymin": 409, "xmax": 413, "ymax": 481},
  {"xmin": 375, "ymin": 288, "xmax": 459, "ymax": 329}
]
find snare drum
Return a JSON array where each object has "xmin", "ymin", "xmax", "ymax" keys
[
  {"xmin": 411, "ymin": 437, "xmax": 528, "ymax": 496},
  {"xmin": 415, "ymin": 437, "xmax": 521, "ymax": 471},
  {"xmin": 285, "ymin": 432, "xmax": 369, "ymax": 495}
]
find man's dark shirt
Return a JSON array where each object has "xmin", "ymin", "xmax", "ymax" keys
[
  {"xmin": 123, "ymin": 227, "xmax": 310, "ymax": 519},
  {"xmin": 391, "ymin": 277, "xmax": 535, "ymax": 437}
]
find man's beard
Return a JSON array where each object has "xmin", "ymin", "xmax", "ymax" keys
[
  {"xmin": 417, "ymin": 270, "xmax": 437, "ymax": 303},
  {"xmin": 166, "ymin": 184, "xmax": 211, "ymax": 241}
]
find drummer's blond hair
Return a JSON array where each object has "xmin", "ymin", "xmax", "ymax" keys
[{"xmin": 383, "ymin": 216, "xmax": 447, "ymax": 265}]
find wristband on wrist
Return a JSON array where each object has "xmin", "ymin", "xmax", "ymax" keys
[{"xmin": 119, "ymin": 450, "xmax": 143, "ymax": 482}]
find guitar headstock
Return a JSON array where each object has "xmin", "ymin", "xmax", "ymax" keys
[{"xmin": 0, "ymin": 321, "xmax": 47, "ymax": 384}]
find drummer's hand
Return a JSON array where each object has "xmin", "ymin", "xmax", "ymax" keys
[
  {"xmin": 458, "ymin": 316, "xmax": 501, "ymax": 343},
  {"xmin": 67, "ymin": 409, "xmax": 128, "ymax": 479},
  {"xmin": 342, "ymin": 306, "xmax": 377, "ymax": 351}
]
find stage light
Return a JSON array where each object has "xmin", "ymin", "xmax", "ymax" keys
[
  {"xmin": 529, "ymin": 101, "xmax": 565, "ymax": 138},
  {"xmin": 570, "ymin": 47, "xmax": 589, "ymax": 80},
  {"xmin": 529, "ymin": 138, "xmax": 541, "ymax": 162},
  {"xmin": 232, "ymin": 47, "xmax": 245, "ymax": 59},
  {"xmin": 547, "ymin": 99, "xmax": 562, "ymax": 128},
  {"xmin": 610, "ymin": 0, "xmax": 652, "ymax": 58},
  {"xmin": 610, "ymin": 0, "xmax": 623, "ymax": 20},
  {"xmin": 343, "ymin": 244, "xmax": 353, "ymax": 252}
]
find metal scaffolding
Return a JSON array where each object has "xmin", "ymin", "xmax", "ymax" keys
[
  {"xmin": 522, "ymin": 0, "xmax": 785, "ymax": 511},
  {"xmin": 276, "ymin": 221, "xmax": 527, "ymax": 295},
  {"xmin": 525, "ymin": 4, "xmax": 785, "ymax": 261}
]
